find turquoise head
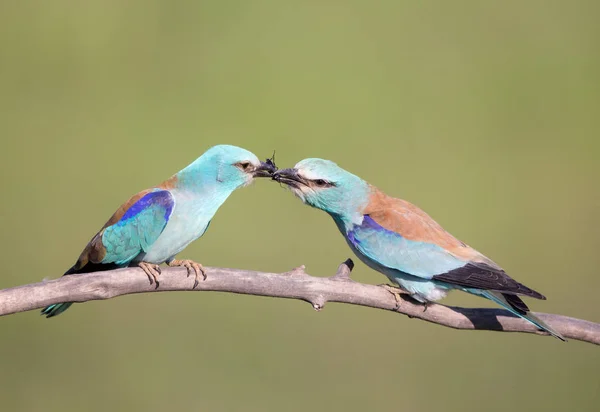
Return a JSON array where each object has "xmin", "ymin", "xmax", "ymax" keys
[
  {"xmin": 273, "ymin": 158, "xmax": 370, "ymax": 224},
  {"xmin": 178, "ymin": 145, "xmax": 275, "ymax": 191}
]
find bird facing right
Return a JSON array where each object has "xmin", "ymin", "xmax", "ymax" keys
[
  {"xmin": 42, "ymin": 144, "xmax": 276, "ymax": 318},
  {"xmin": 273, "ymin": 158, "xmax": 565, "ymax": 341}
]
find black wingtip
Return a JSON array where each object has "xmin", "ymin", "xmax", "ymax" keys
[
  {"xmin": 502, "ymin": 294, "xmax": 529, "ymax": 315},
  {"xmin": 433, "ymin": 262, "xmax": 548, "ymax": 300},
  {"xmin": 517, "ymin": 283, "xmax": 546, "ymax": 300}
]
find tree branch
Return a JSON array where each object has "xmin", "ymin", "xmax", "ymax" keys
[{"xmin": 1, "ymin": 259, "xmax": 598, "ymax": 345}]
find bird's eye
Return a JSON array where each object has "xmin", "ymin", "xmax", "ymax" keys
[
  {"xmin": 314, "ymin": 179, "xmax": 328, "ymax": 187},
  {"xmin": 237, "ymin": 162, "xmax": 251, "ymax": 171}
]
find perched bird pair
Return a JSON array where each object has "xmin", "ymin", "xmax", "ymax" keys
[{"xmin": 43, "ymin": 145, "xmax": 564, "ymax": 341}]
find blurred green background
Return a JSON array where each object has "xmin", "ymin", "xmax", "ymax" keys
[{"xmin": 1, "ymin": 1, "xmax": 599, "ymax": 411}]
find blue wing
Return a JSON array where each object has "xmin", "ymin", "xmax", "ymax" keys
[
  {"xmin": 101, "ymin": 190, "xmax": 175, "ymax": 265},
  {"xmin": 344, "ymin": 215, "xmax": 564, "ymax": 339},
  {"xmin": 346, "ymin": 215, "xmax": 466, "ymax": 279},
  {"xmin": 346, "ymin": 215, "xmax": 545, "ymax": 298}
]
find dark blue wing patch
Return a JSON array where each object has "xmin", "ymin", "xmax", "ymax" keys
[
  {"xmin": 120, "ymin": 190, "xmax": 174, "ymax": 223},
  {"xmin": 101, "ymin": 190, "xmax": 175, "ymax": 265}
]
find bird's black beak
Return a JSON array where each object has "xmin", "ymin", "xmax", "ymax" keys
[
  {"xmin": 272, "ymin": 168, "xmax": 308, "ymax": 188},
  {"xmin": 252, "ymin": 159, "xmax": 278, "ymax": 178}
]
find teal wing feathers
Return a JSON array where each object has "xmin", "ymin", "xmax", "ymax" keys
[{"xmin": 100, "ymin": 190, "xmax": 175, "ymax": 265}]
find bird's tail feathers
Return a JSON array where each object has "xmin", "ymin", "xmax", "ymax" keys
[
  {"xmin": 41, "ymin": 302, "xmax": 73, "ymax": 318},
  {"xmin": 40, "ymin": 265, "xmax": 80, "ymax": 318},
  {"xmin": 41, "ymin": 262, "xmax": 124, "ymax": 318},
  {"xmin": 476, "ymin": 290, "xmax": 566, "ymax": 341}
]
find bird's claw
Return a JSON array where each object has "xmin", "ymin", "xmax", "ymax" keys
[
  {"xmin": 379, "ymin": 284, "xmax": 406, "ymax": 311},
  {"xmin": 139, "ymin": 262, "xmax": 162, "ymax": 289},
  {"xmin": 169, "ymin": 259, "xmax": 206, "ymax": 289}
]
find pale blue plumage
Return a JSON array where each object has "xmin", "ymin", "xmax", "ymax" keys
[
  {"xmin": 42, "ymin": 145, "xmax": 275, "ymax": 318},
  {"xmin": 345, "ymin": 216, "xmax": 465, "ymax": 280},
  {"xmin": 274, "ymin": 158, "xmax": 565, "ymax": 340},
  {"xmin": 138, "ymin": 145, "xmax": 263, "ymax": 265},
  {"xmin": 99, "ymin": 146, "xmax": 260, "ymax": 267},
  {"xmin": 337, "ymin": 215, "xmax": 463, "ymax": 302}
]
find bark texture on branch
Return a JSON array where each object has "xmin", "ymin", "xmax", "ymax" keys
[{"xmin": 1, "ymin": 260, "xmax": 598, "ymax": 345}]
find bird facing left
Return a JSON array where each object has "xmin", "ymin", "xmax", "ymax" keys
[{"xmin": 41, "ymin": 144, "xmax": 277, "ymax": 318}]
